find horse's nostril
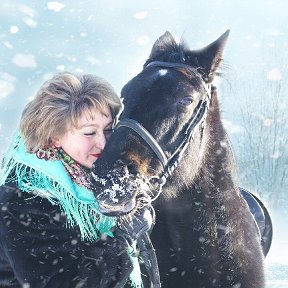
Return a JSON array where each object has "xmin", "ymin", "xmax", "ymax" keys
[
  {"xmin": 127, "ymin": 162, "xmax": 138, "ymax": 175},
  {"xmin": 113, "ymin": 160, "xmax": 137, "ymax": 175}
]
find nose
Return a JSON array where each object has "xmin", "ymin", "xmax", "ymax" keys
[{"xmin": 95, "ymin": 132, "xmax": 107, "ymax": 150}]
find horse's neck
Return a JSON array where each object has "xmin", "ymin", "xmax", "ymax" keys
[{"xmin": 200, "ymin": 95, "xmax": 237, "ymax": 191}]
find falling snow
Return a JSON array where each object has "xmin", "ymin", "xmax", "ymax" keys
[
  {"xmin": 12, "ymin": 53, "xmax": 38, "ymax": 68},
  {"xmin": 0, "ymin": 0, "xmax": 287, "ymax": 286},
  {"xmin": 9, "ymin": 26, "xmax": 19, "ymax": 33},
  {"xmin": 47, "ymin": 2, "xmax": 66, "ymax": 12}
]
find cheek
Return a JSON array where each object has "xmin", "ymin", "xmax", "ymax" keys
[
  {"xmin": 66, "ymin": 139, "xmax": 90, "ymax": 157},
  {"xmin": 80, "ymin": 139, "xmax": 94, "ymax": 153}
]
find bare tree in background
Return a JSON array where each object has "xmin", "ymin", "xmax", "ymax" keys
[{"xmin": 234, "ymin": 71, "xmax": 288, "ymax": 209}]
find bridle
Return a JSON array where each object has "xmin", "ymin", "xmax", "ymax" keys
[
  {"xmin": 115, "ymin": 61, "xmax": 212, "ymax": 200},
  {"xmin": 114, "ymin": 61, "xmax": 213, "ymax": 288}
]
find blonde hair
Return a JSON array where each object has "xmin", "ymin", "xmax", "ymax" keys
[{"xmin": 20, "ymin": 72, "xmax": 121, "ymax": 152}]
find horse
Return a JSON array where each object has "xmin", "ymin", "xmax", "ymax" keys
[{"xmin": 91, "ymin": 30, "xmax": 266, "ymax": 288}]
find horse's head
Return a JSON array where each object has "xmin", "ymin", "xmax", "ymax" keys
[{"xmin": 91, "ymin": 30, "xmax": 230, "ymax": 216}]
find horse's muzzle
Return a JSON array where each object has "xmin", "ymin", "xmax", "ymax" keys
[{"xmin": 90, "ymin": 162, "xmax": 151, "ymax": 217}]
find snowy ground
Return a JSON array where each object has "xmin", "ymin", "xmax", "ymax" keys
[
  {"xmin": 267, "ymin": 263, "xmax": 288, "ymax": 288},
  {"xmin": 265, "ymin": 209, "xmax": 288, "ymax": 288}
]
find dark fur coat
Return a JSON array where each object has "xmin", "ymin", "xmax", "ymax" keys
[{"xmin": 0, "ymin": 181, "xmax": 132, "ymax": 288}]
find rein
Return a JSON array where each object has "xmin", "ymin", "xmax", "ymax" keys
[{"xmin": 115, "ymin": 61, "xmax": 212, "ymax": 200}]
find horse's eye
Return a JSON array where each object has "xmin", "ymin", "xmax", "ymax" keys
[{"xmin": 179, "ymin": 97, "xmax": 193, "ymax": 106}]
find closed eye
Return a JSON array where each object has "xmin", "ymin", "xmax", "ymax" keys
[{"xmin": 84, "ymin": 132, "xmax": 96, "ymax": 136}]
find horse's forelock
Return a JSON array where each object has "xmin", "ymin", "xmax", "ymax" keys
[{"xmin": 144, "ymin": 38, "xmax": 188, "ymax": 68}]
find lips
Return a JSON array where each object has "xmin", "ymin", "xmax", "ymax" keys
[{"xmin": 91, "ymin": 153, "xmax": 102, "ymax": 158}]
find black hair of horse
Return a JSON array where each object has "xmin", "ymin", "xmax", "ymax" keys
[{"xmin": 92, "ymin": 30, "xmax": 265, "ymax": 288}]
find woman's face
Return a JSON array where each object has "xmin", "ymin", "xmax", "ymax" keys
[{"xmin": 52, "ymin": 108, "xmax": 113, "ymax": 169}]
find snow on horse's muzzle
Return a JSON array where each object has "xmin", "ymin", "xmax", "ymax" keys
[{"xmin": 90, "ymin": 162, "xmax": 151, "ymax": 217}]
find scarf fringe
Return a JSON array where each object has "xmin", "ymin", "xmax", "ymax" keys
[
  {"xmin": 0, "ymin": 135, "xmax": 115, "ymax": 242},
  {"xmin": 129, "ymin": 243, "xmax": 144, "ymax": 288}
]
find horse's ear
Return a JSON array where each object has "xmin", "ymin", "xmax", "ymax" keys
[
  {"xmin": 148, "ymin": 31, "xmax": 178, "ymax": 60},
  {"xmin": 188, "ymin": 30, "xmax": 230, "ymax": 83}
]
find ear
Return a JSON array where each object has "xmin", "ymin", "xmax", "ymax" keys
[
  {"xmin": 148, "ymin": 31, "xmax": 178, "ymax": 60},
  {"xmin": 187, "ymin": 30, "xmax": 230, "ymax": 83},
  {"xmin": 50, "ymin": 136, "xmax": 61, "ymax": 148}
]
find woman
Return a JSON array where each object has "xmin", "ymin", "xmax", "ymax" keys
[{"xmin": 0, "ymin": 72, "xmax": 144, "ymax": 288}]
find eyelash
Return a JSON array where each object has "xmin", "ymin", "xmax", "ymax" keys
[
  {"xmin": 84, "ymin": 132, "xmax": 96, "ymax": 136},
  {"xmin": 84, "ymin": 129, "xmax": 114, "ymax": 136}
]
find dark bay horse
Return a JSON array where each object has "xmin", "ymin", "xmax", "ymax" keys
[{"xmin": 91, "ymin": 30, "xmax": 265, "ymax": 287}]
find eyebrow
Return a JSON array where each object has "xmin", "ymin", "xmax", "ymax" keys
[{"xmin": 78, "ymin": 120, "xmax": 113, "ymax": 129}]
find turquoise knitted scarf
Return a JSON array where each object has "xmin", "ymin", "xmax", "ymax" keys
[{"xmin": 0, "ymin": 133, "xmax": 143, "ymax": 288}]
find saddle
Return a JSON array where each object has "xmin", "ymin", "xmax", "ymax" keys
[{"xmin": 240, "ymin": 187, "xmax": 273, "ymax": 256}]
